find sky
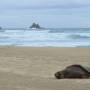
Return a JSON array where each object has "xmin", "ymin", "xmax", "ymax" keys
[{"xmin": 0, "ymin": 0, "xmax": 90, "ymax": 28}]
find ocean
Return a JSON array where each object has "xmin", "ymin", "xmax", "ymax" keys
[{"xmin": 0, "ymin": 28, "xmax": 90, "ymax": 47}]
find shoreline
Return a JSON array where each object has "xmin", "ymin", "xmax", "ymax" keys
[{"xmin": 0, "ymin": 44, "xmax": 90, "ymax": 48}]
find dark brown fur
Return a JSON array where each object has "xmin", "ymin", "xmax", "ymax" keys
[{"xmin": 55, "ymin": 64, "xmax": 90, "ymax": 79}]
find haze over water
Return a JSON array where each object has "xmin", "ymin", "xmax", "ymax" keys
[{"xmin": 0, "ymin": 0, "xmax": 90, "ymax": 28}]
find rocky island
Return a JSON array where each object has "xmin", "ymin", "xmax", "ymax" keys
[{"xmin": 30, "ymin": 23, "xmax": 42, "ymax": 29}]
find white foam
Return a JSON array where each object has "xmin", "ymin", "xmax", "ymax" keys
[{"xmin": 0, "ymin": 29, "xmax": 90, "ymax": 47}]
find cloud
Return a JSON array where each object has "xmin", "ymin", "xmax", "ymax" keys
[{"xmin": 0, "ymin": 0, "xmax": 90, "ymax": 10}]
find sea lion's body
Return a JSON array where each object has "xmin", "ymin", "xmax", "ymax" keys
[{"xmin": 55, "ymin": 64, "xmax": 90, "ymax": 79}]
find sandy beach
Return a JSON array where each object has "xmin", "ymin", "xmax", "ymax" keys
[{"xmin": 0, "ymin": 46, "xmax": 90, "ymax": 90}]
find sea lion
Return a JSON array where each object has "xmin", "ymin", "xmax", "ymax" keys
[{"xmin": 55, "ymin": 64, "xmax": 90, "ymax": 79}]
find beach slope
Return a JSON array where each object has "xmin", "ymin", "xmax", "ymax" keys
[{"xmin": 0, "ymin": 47, "xmax": 90, "ymax": 90}]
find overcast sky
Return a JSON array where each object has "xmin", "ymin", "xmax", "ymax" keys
[{"xmin": 0, "ymin": 0, "xmax": 90, "ymax": 28}]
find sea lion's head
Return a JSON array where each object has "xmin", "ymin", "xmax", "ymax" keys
[{"xmin": 55, "ymin": 71, "xmax": 64, "ymax": 79}]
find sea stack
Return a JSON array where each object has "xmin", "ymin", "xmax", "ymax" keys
[{"xmin": 30, "ymin": 23, "xmax": 41, "ymax": 29}]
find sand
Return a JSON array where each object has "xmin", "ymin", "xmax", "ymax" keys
[{"xmin": 0, "ymin": 46, "xmax": 90, "ymax": 90}]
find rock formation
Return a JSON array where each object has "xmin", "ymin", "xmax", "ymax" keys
[{"xmin": 30, "ymin": 23, "xmax": 41, "ymax": 29}]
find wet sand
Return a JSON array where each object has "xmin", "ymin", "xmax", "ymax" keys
[{"xmin": 0, "ymin": 46, "xmax": 90, "ymax": 90}]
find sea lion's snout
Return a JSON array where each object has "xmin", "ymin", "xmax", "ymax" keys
[{"xmin": 55, "ymin": 71, "xmax": 64, "ymax": 79}]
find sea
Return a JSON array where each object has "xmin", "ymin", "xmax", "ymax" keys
[{"xmin": 0, "ymin": 28, "xmax": 90, "ymax": 47}]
